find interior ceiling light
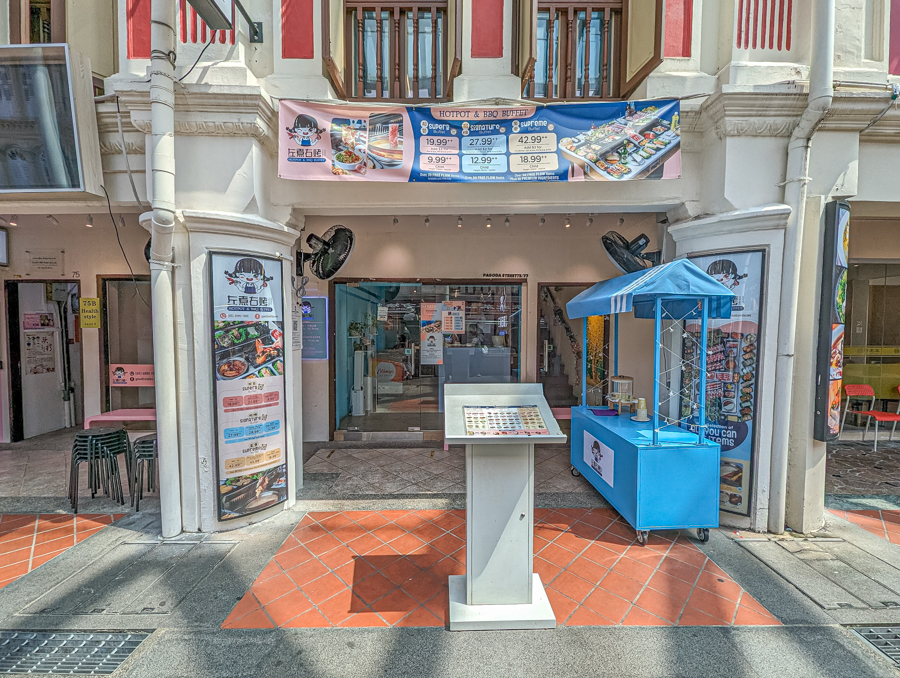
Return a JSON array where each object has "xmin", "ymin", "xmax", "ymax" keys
[
  {"xmin": 424, "ymin": 216, "xmax": 430, "ymax": 227},
  {"xmin": 86, "ymin": 214, "xmax": 93, "ymax": 228},
  {"xmin": 9, "ymin": 215, "xmax": 17, "ymax": 226},
  {"xmin": 586, "ymin": 216, "xmax": 594, "ymax": 227},
  {"xmin": 486, "ymin": 216, "xmax": 492, "ymax": 228},
  {"xmin": 119, "ymin": 216, "xmax": 126, "ymax": 229},
  {"xmin": 617, "ymin": 216, "xmax": 625, "ymax": 227},
  {"xmin": 457, "ymin": 216, "xmax": 463, "ymax": 228},
  {"xmin": 392, "ymin": 216, "xmax": 399, "ymax": 225},
  {"xmin": 565, "ymin": 215, "xmax": 571, "ymax": 228},
  {"xmin": 504, "ymin": 217, "xmax": 510, "ymax": 228},
  {"xmin": 539, "ymin": 216, "xmax": 546, "ymax": 226},
  {"xmin": 46, "ymin": 215, "xmax": 59, "ymax": 226}
]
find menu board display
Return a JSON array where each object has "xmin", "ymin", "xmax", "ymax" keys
[
  {"xmin": 463, "ymin": 406, "xmax": 550, "ymax": 436},
  {"xmin": 280, "ymin": 100, "xmax": 681, "ymax": 184},
  {"xmin": 680, "ymin": 251, "xmax": 766, "ymax": 516},
  {"xmin": 210, "ymin": 253, "xmax": 288, "ymax": 521},
  {"xmin": 814, "ymin": 202, "xmax": 850, "ymax": 441}
]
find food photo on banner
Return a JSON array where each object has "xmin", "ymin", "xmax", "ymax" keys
[
  {"xmin": 279, "ymin": 99, "xmax": 681, "ymax": 183},
  {"xmin": 210, "ymin": 253, "xmax": 288, "ymax": 520},
  {"xmin": 680, "ymin": 251, "xmax": 766, "ymax": 516}
]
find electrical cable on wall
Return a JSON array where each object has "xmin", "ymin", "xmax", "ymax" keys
[{"xmin": 101, "ymin": 185, "xmax": 150, "ymax": 308}]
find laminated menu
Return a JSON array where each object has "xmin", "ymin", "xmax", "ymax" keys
[{"xmin": 463, "ymin": 406, "xmax": 550, "ymax": 436}]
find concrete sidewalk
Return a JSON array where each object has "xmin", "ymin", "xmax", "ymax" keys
[{"xmin": 0, "ymin": 506, "xmax": 894, "ymax": 676}]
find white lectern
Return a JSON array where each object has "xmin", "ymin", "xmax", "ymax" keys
[{"xmin": 443, "ymin": 383, "xmax": 567, "ymax": 631}]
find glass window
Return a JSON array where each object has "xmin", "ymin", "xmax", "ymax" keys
[
  {"xmin": 334, "ymin": 282, "xmax": 522, "ymax": 431},
  {"xmin": 102, "ymin": 278, "xmax": 154, "ymax": 413}
]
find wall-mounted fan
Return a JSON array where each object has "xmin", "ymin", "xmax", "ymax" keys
[
  {"xmin": 601, "ymin": 231, "xmax": 661, "ymax": 274},
  {"xmin": 296, "ymin": 225, "xmax": 355, "ymax": 281}
]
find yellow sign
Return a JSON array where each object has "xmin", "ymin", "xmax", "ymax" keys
[{"xmin": 80, "ymin": 297, "xmax": 101, "ymax": 328}]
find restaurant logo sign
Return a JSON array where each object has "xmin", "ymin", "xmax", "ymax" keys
[
  {"xmin": 278, "ymin": 99, "xmax": 681, "ymax": 184},
  {"xmin": 210, "ymin": 252, "xmax": 288, "ymax": 521}
]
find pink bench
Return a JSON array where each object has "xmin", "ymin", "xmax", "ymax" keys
[{"xmin": 84, "ymin": 408, "xmax": 157, "ymax": 429}]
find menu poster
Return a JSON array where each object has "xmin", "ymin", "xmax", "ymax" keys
[
  {"xmin": 280, "ymin": 99, "xmax": 681, "ymax": 183},
  {"xmin": 210, "ymin": 253, "xmax": 288, "ymax": 521},
  {"xmin": 814, "ymin": 201, "xmax": 850, "ymax": 442},
  {"xmin": 24, "ymin": 332, "xmax": 55, "ymax": 374},
  {"xmin": 680, "ymin": 250, "xmax": 766, "ymax": 516},
  {"xmin": 442, "ymin": 301, "xmax": 466, "ymax": 333},
  {"xmin": 420, "ymin": 302, "xmax": 444, "ymax": 365}
]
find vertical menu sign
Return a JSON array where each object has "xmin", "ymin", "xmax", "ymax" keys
[
  {"xmin": 814, "ymin": 202, "xmax": 850, "ymax": 441},
  {"xmin": 682, "ymin": 251, "xmax": 766, "ymax": 516},
  {"xmin": 210, "ymin": 253, "xmax": 288, "ymax": 520}
]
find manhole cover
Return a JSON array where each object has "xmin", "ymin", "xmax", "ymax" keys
[
  {"xmin": 855, "ymin": 627, "xmax": 900, "ymax": 664},
  {"xmin": 0, "ymin": 631, "xmax": 148, "ymax": 674}
]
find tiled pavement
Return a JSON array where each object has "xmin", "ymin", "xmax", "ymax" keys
[
  {"xmin": 0, "ymin": 513, "xmax": 124, "ymax": 589},
  {"xmin": 304, "ymin": 446, "xmax": 590, "ymax": 496},
  {"xmin": 222, "ymin": 509, "xmax": 780, "ymax": 629},
  {"xmin": 829, "ymin": 508, "xmax": 900, "ymax": 545}
]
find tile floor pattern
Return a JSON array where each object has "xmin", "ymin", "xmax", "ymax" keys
[
  {"xmin": 829, "ymin": 509, "xmax": 900, "ymax": 545},
  {"xmin": 304, "ymin": 447, "xmax": 590, "ymax": 496},
  {"xmin": 222, "ymin": 509, "xmax": 780, "ymax": 629},
  {"xmin": 0, "ymin": 514, "xmax": 125, "ymax": 589},
  {"xmin": 826, "ymin": 438, "xmax": 900, "ymax": 495}
]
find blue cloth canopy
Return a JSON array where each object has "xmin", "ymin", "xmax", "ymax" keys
[{"xmin": 566, "ymin": 259, "xmax": 735, "ymax": 320}]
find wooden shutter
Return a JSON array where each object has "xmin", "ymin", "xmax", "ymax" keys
[
  {"xmin": 322, "ymin": 0, "xmax": 346, "ymax": 98},
  {"xmin": 444, "ymin": 0, "xmax": 462, "ymax": 96},
  {"xmin": 516, "ymin": 0, "xmax": 536, "ymax": 80},
  {"xmin": 619, "ymin": 0, "xmax": 663, "ymax": 98}
]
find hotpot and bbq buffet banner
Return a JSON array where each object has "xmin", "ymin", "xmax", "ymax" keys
[{"xmin": 279, "ymin": 99, "xmax": 681, "ymax": 183}]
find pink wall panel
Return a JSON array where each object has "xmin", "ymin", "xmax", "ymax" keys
[
  {"xmin": 282, "ymin": 0, "xmax": 315, "ymax": 59},
  {"xmin": 891, "ymin": 0, "xmax": 900, "ymax": 74},
  {"xmin": 664, "ymin": 0, "xmax": 692, "ymax": 58},
  {"xmin": 472, "ymin": 0, "xmax": 504, "ymax": 58},
  {"xmin": 126, "ymin": 0, "xmax": 151, "ymax": 59}
]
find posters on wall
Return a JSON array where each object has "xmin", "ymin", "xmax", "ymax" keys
[
  {"xmin": 814, "ymin": 202, "xmax": 850, "ymax": 441},
  {"xmin": 420, "ymin": 302, "xmax": 444, "ymax": 365},
  {"xmin": 300, "ymin": 296, "xmax": 328, "ymax": 361},
  {"xmin": 23, "ymin": 313, "xmax": 54, "ymax": 329},
  {"xmin": 110, "ymin": 364, "xmax": 155, "ymax": 387},
  {"xmin": 442, "ymin": 301, "xmax": 466, "ymax": 333},
  {"xmin": 210, "ymin": 253, "xmax": 288, "ymax": 521},
  {"xmin": 280, "ymin": 100, "xmax": 681, "ymax": 184},
  {"xmin": 24, "ymin": 333, "xmax": 55, "ymax": 375},
  {"xmin": 681, "ymin": 250, "xmax": 765, "ymax": 516},
  {"xmin": 26, "ymin": 250, "xmax": 64, "ymax": 277}
]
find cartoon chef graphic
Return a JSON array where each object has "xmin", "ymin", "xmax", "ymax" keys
[
  {"xmin": 225, "ymin": 258, "xmax": 273, "ymax": 296},
  {"xmin": 286, "ymin": 114, "xmax": 324, "ymax": 147},
  {"xmin": 706, "ymin": 259, "xmax": 748, "ymax": 291}
]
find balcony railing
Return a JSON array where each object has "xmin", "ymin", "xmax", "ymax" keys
[
  {"xmin": 345, "ymin": 2, "xmax": 454, "ymax": 101},
  {"xmin": 523, "ymin": 2, "xmax": 622, "ymax": 100}
]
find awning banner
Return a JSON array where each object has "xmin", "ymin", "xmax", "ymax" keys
[{"xmin": 278, "ymin": 99, "xmax": 681, "ymax": 183}]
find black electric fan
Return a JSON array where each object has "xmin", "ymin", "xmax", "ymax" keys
[
  {"xmin": 296, "ymin": 225, "xmax": 355, "ymax": 280},
  {"xmin": 601, "ymin": 231, "xmax": 661, "ymax": 274}
]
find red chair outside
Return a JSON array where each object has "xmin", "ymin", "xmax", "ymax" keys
[{"xmin": 840, "ymin": 384, "xmax": 900, "ymax": 451}]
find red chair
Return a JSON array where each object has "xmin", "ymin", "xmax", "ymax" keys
[{"xmin": 840, "ymin": 384, "xmax": 900, "ymax": 451}]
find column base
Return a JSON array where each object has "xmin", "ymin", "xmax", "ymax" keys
[{"xmin": 447, "ymin": 574, "xmax": 556, "ymax": 631}]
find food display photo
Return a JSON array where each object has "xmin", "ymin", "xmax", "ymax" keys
[
  {"xmin": 330, "ymin": 117, "xmax": 368, "ymax": 176},
  {"xmin": 219, "ymin": 464, "xmax": 288, "ymax": 520},
  {"xmin": 214, "ymin": 320, "xmax": 285, "ymax": 382}
]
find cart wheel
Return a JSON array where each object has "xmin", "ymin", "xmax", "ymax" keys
[
  {"xmin": 636, "ymin": 530, "xmax": 649, "ymax": 546},
  {"xmin": 697, "ymin": 528, "xmax": 709, "ymax": 543},
  {"xmin": 570, "ymin": 466, "xmax": 581, "ymax": 477}
]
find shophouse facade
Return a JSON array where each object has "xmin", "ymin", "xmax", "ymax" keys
[{"xmin": 0, "ymin": 0, "xmax": 899, "ymax": 537}]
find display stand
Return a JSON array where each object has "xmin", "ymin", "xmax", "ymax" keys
[
  {"xmin": 443, "ymin": 384, "xmax": 567, "ymax": 631},
  {"xmin": 566, "ymin": 260, "xmax": 735, "ymax": 544}
]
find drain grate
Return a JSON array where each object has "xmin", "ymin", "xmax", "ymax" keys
[
  {"xmin": 855, "ymin": 627, "xmax": 900, "ymax": 664},
  {"xmin": 0, "ymin": 631, "xmax": 148, "ymax": 674}
]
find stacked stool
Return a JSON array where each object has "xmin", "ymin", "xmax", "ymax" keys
[
  {"xmin": 131, "ymin": 434, "xmax": 158, "ymax": 512},
  {"xmin": 68, "ymin": 427, "xmax": 130, "ymax": 513}
]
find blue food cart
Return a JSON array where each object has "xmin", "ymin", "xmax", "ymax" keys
[{"xmin": 566, "ymin": 260, "xmax": 734, "ymax": 544}]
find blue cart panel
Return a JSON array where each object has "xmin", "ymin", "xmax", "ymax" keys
[{"xmin": 571, "ymin": 407, "xmax": 720, "ymax": 532}]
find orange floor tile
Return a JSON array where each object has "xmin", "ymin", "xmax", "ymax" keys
[
  {"xmin": 830, "ymin": 508, "xmax": 900, "ymax": 545},
  {"xmin": 222, "ymin": 509, "xmax": 781, "ymax": 629},
  {"xmin": 0, "ymin": 513, "xmax": 124, "ymax": 590}
]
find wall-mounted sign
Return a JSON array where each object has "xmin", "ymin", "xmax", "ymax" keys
[
  {"xmin": 79, "ymin": 298, "xmax": 100, "ymax": 328},
  {"xmin": 420, "ymin": 302, "xmax": 444, "ymax": 365},
  {"xmin": 210, "ymin": 253, "xmax": 288, "ymax": 521},
  {"xmin": 682, "ymin": 250, "xmax": 766, "ymax": 516},
  {"xmin": 23, "ymin": 313, "xmax": 54, "ymax": 330},
  {"xmin": 300, "ymin": 296, "xmax": 328, "ymax": 361},
  {"xmin": 24, "ymin": 333, "xmax": 55, "ymax": 375},
  {"xmin": 279, "ymin": 99, "xmax": 681, "ymax": 184},
  {"xmin": 110, "ymin": 364, "xmax": 155, "ymax": 387},
  {"xmin": 26, "ymin": 250, "xmax": 65, "ymax": 277},
  {"xmin": 814, "ymin": 201, "xmax": 850, "ymax": 441}
]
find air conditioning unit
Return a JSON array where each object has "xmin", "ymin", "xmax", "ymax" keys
[{"xmin": 0, "ymin": 44, "xmax": 103, "ymax": 199}]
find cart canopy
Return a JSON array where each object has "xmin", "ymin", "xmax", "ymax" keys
[{"xmin": 566, "ymin": 259, "xmax": 734, "ymax": 320}]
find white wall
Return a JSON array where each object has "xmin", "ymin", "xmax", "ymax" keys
[
  {"xmin": 301, "ymin": 212, "xmax": 661, "ymax": 441},
  {"xmin": 0, "ymin": 213, "xmax": 150, "ymax": 441}
]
